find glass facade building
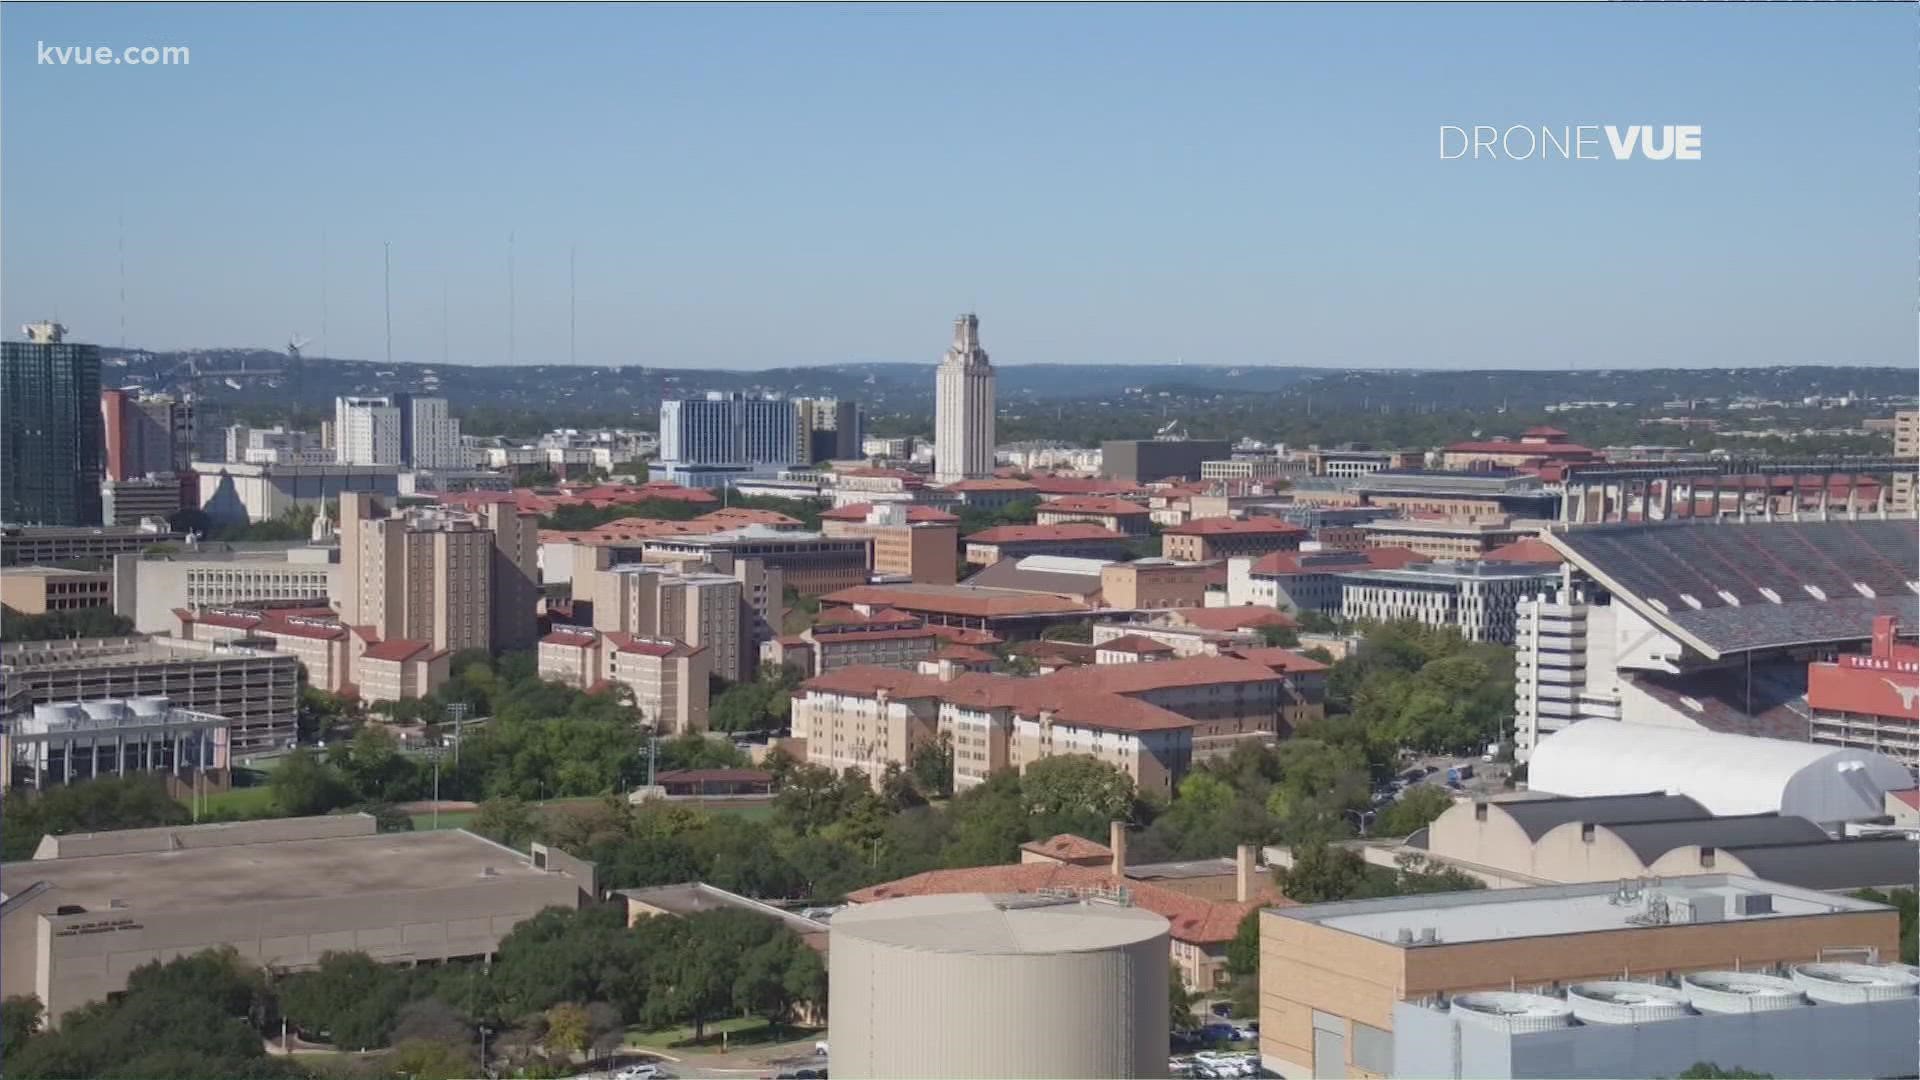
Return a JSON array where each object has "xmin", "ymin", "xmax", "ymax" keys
[{"xmin": 2, "ymin": 333, "xmax": 103, "ymax": 526}]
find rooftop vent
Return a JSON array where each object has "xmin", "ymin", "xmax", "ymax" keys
[
  {"xmin": 1803, "ymin": 584, "xmax": 1828, "ymax": 601},
  {"xmin": 1681, "ymin": 971, "xmax": 1804, "ymax": 1014},
  {"xmin": 1790, "ymin": 963, "xmax": 1920, "ymax": 1004},
  {"xmin": 1449, "ymin": 992, "xmax": 1574, "ymax": 1032},
  {"xmin": 1564, "ymin": 981, "xmax": 1694, "ymax": 1025},
  {"xmin": 1853, "ymin": 583, "xmax": 1877, "ymax": 598},
  {"xmin": 1758, "ymin": 587, "xmax": 1782, "ymax": 604}
]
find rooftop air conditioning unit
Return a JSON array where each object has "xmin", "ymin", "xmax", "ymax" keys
[
  {"xmin": 1449, "ymin": 992, "xmax": 1574, "ymax": 1033},
  {"xmin": 1790, "ymin": 963, "xmax": 1920, "ymax": 1005}
]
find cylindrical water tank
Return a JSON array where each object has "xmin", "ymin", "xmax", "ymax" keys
[
  {"xmin": 31, "ymin": 703, "xmax": 84, "ymax": 724},
  {"xmin": 1448, "ymin": 992, "xmax": 1575, "ymax": 1032},
  {"xmin": 78, "ymin": 700, "xmax": 122, "ymax": 721},
  {"xmin": 1564, "ymin": 981, "xmax": 1695, "ymax": 1024},
  {"xmin": 1681, "ymin": 971, "xmax": 1804, "ymax": 1014},
  {"xmin": 829, "ymin": 893, "xmax": 1169, "ymax": 1078},
  {"xmin": 1790, "ymin": 963, "xmax": 1920, "ymax": 1004}
]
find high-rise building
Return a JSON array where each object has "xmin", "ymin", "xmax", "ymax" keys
[
  {"xmin": 1512, "ymin": 584, "xmax": 1622, "ymax": 761},
  {"xmin": 334, "ymin": 396, "xmax": 403, "ymax": 465},
  {"xmin": 393, "ymin": 393, "xmax": 464, "ymax": 469},
  {"xmin": 933, "ymin": 313, "xmax": 995, "ymax": 483},
  {"xmin": 1893, "ymin": 409, "xmax": 1917, "ymax": 515},
  {"xmin": 793, "ymin": 397, "xmax": 863, "ymax": 464},
  {"xmin": 335, "ymin": 493, "xmax": 538, "ymax": 655},
  {"xmin": 102, "ymin": 389, "xmax": 193, "ymax": 480},
  {"xmin": 658, "ymin": 392, "xmax": 797, "ymax": 473},
  {"xmin": 3, "ymin": 323, "xmax": 103, "ymax": 526}
]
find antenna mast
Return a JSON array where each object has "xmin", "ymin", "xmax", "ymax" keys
[
  {"xmin": 569, "ymin": 244, "xmax": 577, "ymax": 366},
  {"xmin": 383, "ymin": 241, "xmax": 393, "ymax": 365},
  {"xmin": 508, "ymin": 231, "xmax": 517, "ymax": 365},
  {"xmin": 320, "ymin": 225, "xmax": 329, "ymax": 361},
  {"xmin": 117, "ymin": 209, "xmax": 126, "ymax": 349}
]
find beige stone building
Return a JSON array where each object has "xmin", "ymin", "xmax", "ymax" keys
[
  {"xmin": 1099, "ymin": 558, "xmax": 1210, "ymax": 611},
  {"xmin": 0, "ymin": 816, "xmax": 591, "ymax": 1028},
  {"xmin": 1162, "ymin": 517, "xmax": 1306, "ymax": 562},
  {"xmin": 336, "ymin": 493, "xmax": 539, "ymax": 655},
  {"xmin": 1356, "ymin": 517, "xmax": 1532, "ymax": 560},
  {"xmin": 0, "ymin": 566, "xmax": 111, "ymax": 614},
  {"xmin": 176, "ymin": 606, "xmax": 447, "ymax": 706},
  {"xmin": 1034, "ymin": 496, "xmax": 1153, "ymax": 535},
  {"xmin": 580, "ymin": 559, "xmax": 749, "ymax": 682},
  {"xmin": 820, "ymin": 503, "xmax": 960, "ymax": 585},
  {"xmin": 1259, "ymin": 877, "xmax": 1900, "ymax": 1079},
  {"xmin": 535, "ymin": 626, "xmax": 710, "ymax": 733}
]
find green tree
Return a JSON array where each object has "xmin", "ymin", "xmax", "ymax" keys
[
  {"xmin": 1039, "ymin": 622, "xmax": 1093, "ymax": 644},
  {"xmin": 1273, "ymin": 843, "xmax": 1377, "ymax": 903},
  {"xmin": 1168, "ymin": 968, "xmax": 1200, "ymax": 1032},
  {"xmin": 2, "ymin": 996, "xmax": 43, "ymax": 1061},
  {"xmin": 1019, "ymin": 755, "xmax": 1135, "ymax": 820},
  {"xmin": 1, "ymin": 774, "xmax": 192, "ymax": 860},
  {"xmin": 472, "ymin": 797, "xmax": 541, "ymax": 849},
  {"xmin": 908, "ymin": 734, "xmax": 955, "ymax": 798},
  {"xmin": 1257, "ymin": 624, "xmax": 1301, "ymax": 648},
  {"xmin": 387, "ymin": 1037, "xmax": 478, "ymax": 1080},
  {"xmin": 269, "ymin": 748, "xmax": 354, "ymax": 816},
  {"xmin": 541, "ymin": 1002, "xmax": 590, "ymax": 1055},
  {"xmin": 1851, "ymin": 887, "xmax": 1918, "ymax": 964},
  {"xmin": 1677, "ymin": 1065, "xmax": 1774, "ymax": 1079},
  {"xmin": 1373, "ymin": 785, "xmax": 1454, "ymax": 838},
  {"xmin": 278, "ymin": 951, "xmax": 413, "ymax": 1049},
  {"xmin": 0, "ymin": 604, "xmax": 135, "ymax": 642},
  {"xmin": 1226, "ymin": 908, "xmax": 1261, "ymax": 979}
]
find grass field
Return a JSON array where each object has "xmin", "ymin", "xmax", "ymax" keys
[
  {"xmin": 627, "ymin": 1015, "xmax": 819, "ymax": 1052},
  {"xmin": 188, "ymin": 785, "xmax": 278, "ymax": 818},
  {"xmin": 410, "ymin": 799, "xmax": 771, "ymax": 831}
]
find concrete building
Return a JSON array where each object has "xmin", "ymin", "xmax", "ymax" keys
[
  {"xmin": 1, "ymin": 522, "xmax": 186, "ymax": 567},
  {"xmin": 1354, "ymin": 469, "xmax": 1559, "ymax": 522},
  {"xmin": 0, "ymin": 816, "xmax": 592, "ymax": 1027},
  {"xmin": 1416, "ymin": 792, "xmax": 1918, "ymax": 894},
  {"xmin": 964, "ymin": 524, "xmax": 1133, "ymax": 566},
  {"xmin": 0, "ymin": 636, "xmax": 299, "ymax": 754},
  {"xmin": 829, "ymin": 893, "xmax": 1168, "ymax": 1080},
  {"xmin": 1341, "ymin": 560, "xmax": 1559, "ymax": 644},
  {"xmin": 334, "ymin": 395, "xmax": 403, "ymax": 465},
  {"xmin": 535, "ymin": 626, "xmax": 711, "ymax": 733},
  {"xmin": 393, "ymin": 394, "xmax": 464, "ymax": 469},
  {"xmin": 1440, "ymin": 426, "xmax": 1600, "ymax": 471},
  {"xmin": 1391, "ymin": 967, "xmax": 1918, "ymax": 1080},
  {"xmin": 819, "ymin": 582, "xmax": 1094, "ymax": 640},
  {"xmin": 792, "ymin": 397, "xmax": 863, "ymax": 464},
  {"xmin": 175, "ymin": 606, "xmax": 448, "ymax": 706},
  {"xmin": 1528, "ymin": 719, "xmax": 1915, "ymax": 824},
  {"xmin": 820, "ymin": 503, "xmax": 959, "ymax": 584},
  {"xmin": 336, "ymin": 493, "xmax": 539, "ymax": 656},
  {"xmin": 1356, "ymin": 517, "xmax": 1535, "ymax": 560},
  {"xmin": 226, "ymin": 424, "xmax": 331, "ymax": 466},
  {"xmin": 0, "ymin": 566, "xmax": 112, "ymax": 614},
  {"xmin": 1259, "ymin": 875, "xmax": 1902, "ymax": 1080},
  {"xmin": 100, "ymin": 475, "xmax": 185, "ymax": 526},
  {"xmin": 1512, "ymin": 584, "xmax": 1622, "ymax": 761},
  {"xmin": 1894, "ymin": 409, "xmax": 1917, "ymax": 515},
  {"xmin": 1162, "ymin": 517, "xmax": 1307, "ymax": 562},
  {"xmin": 640, "ymin": 526, "xmax": 868, "ymax": 597},
  {"xmin": 1034, "ymin": 496, "xmax": 1153, "ymax": 535},
  {"xmin": 578, "ymin": 559, "xmax": 751, "ymax": 682},
  {"xmin": 2, "ymin": 696, "xmax": 229, "ymax": 791},
  {"xmin": 1806, "ymin": 615, "xmax": 1919, "ymax": 768},
  {"xmin": 3, "ymin": 322, "xmax": 103, "ymax": 526},
  {"xmin": 1100, "ymin": 439, "xmax": 1231, "ymax": 484},
  {"xmin": 1225, "ymin": 547, "xmax": 1421, "ymax": 615},
  {"xmin": 112, "ymin": 548, "xmax": 339, "ymax": 634},
  {"xmin": 196, "ymin": 461, "xmax": 402, "ymax": 526},
  {"xmin": 933, "ymin": 313, "xmax": 997, "ymax": 483},
  {"xmin": 1201, "ymin": 456, "xmax": 1308, "ymax": 482},
  {"xmin": 941, "ymin": 476, "xmax": 1038, "ymax": 509},
  {"xmin": 1100, "ymin": 559, "xmax": 1211, "ymax": 611},
  {"xmin": 795, "ymin": 608, "xmax": 941, "ymax": 675}
]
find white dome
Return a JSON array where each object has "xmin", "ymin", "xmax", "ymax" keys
[{"xmin": 1529, "ymin": 719, "xmax": 1915, "ymax": 822}]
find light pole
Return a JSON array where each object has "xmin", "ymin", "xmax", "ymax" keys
[
  {"xmin": 447, "ymin": 701, "xmax": 469, "ymax": 767},
  {"xmin": 422, "ymin": 746, "xmax": 448, "ymax": 829},
  {"xmin": 1346, "ymin": 808, "xmax": 1377, "ymax": 837}
]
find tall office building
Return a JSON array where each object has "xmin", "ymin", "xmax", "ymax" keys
[
  {"xmin": 1894, "ymin": 409, "xmax": 1917, "ymax": 515},
  {"xmin": 334, "ymin": 396, "xmax": 403, "ymax": 465},
  {"xmin": 335, "ymin": 493, "xmax": 538, "ymax": 655},
  {"xmin": 793, "ymin": 397, "xmax": 863, "ymax": 464},
  {"xmin": 394, "ymin": 393, "xmax": 464, "ymax": 470},
  {"xmin": 3, "ymin": 322, "xmax": 103, "ymax": 526},
  {"xmin": 656, "ymin": 392, "xmax": 797, "ymax": 487},
  {"xmin": 933, "ymin": 312, "xmax": 995, "ymax": 483},
  {"xmin": 102, "ymin": 389, "xmax": 194, "ymax": 479}
]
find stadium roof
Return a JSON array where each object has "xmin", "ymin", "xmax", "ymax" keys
[
  {"xmin": 1529, "ymin": 719, "xmax": 1916, "ymax": 823},
  {"xmin": 1546, "ymin": 520, "xmax": 1919, "ymax": 659},
  {"xmin": 1717, "ymin": 837, "xmax": 1920, "ymax": 892}
]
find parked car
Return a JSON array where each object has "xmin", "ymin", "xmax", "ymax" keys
[
  {"xmin": 814, "ymin": 1041, "xmax": 830, "ymax": 1057},
  {"xmin": 615, "ymin": 1067, "xmax": 661, "ymax": 1080},
  {"xmin": 1209, "ymin": 1001, "xmax": 1235, "ymax": 1018}
]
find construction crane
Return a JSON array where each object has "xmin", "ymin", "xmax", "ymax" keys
[{"xmin": 287, "ymin": 334, "xmax": 313, "ymax": 361}]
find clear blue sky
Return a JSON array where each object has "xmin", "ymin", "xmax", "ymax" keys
[{"xmin": 2, "ymin": 3, "xmax": 1911, "ymax": 369}]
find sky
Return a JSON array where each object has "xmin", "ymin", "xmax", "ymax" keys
[{"xmin": 2, "ymin": 3, "xmax": 1912, "ymax": 370}]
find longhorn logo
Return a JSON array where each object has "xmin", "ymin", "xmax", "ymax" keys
[{"xmin": 1883, "ymin": 679, "xmax": 1920, "ymax": 713}]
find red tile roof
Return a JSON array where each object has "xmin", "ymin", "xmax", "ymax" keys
[
  {"xmin": 1224, "ymin": 646, "xmax": 1329, "ymax": 675},
  {"xmin": 965, "ymin": 524, "xmax": 1129, "ymax": 544},
  {"xmin": 942, "ymin": 478, "xmax": 1037, "ymax": 493},
  {"xmin": 605, "ymin": 632, "xmax": 686, "ymax": 657},
  {"xmin": 1098, "ymin": 634, "xmax": 1175, "ymax": 655},
  {"xmin": 934, "ymin": 644, "xmax": 997, "ymax": 663},
  {"xmin": 820, "ymin": 503, "xmax": 960, "ymax": 524},
  {"xmin": 1522, "ymin": 426, "xmax": 1569, "ymax": 438},
  {"xmin": 540, "ymin": 628, "xmax": 599, "ymax": 647},
  {"xmin": 1025, "ymin": 476, "xmax": 1145, "ymax": 497},
  {"xmin": 1164, "ymin": 517, "xmax": 1307, "ymax": 537},
  {"xmin": 361, "ymin": 638, "xmax": 433, "ymax": 663},
  {"xmin": 1164, "ymin": 606, "xmax": 1297, "ymax": 632},
  {"xmin": 1038, "ymin": 496, "xmax": 1150, "ymax": 516},
  {"xmin": 925, "ymin": 624, "xmax": 1003, "ymax": 647},
  {"xmin": 847, "ymin": 862, "xmax": 1283, "ymax": 944},
  {"xmin": 1019, "ymin": 833, "xmax": 1112, "ymax": 861},
  {"xmin": 1248, "ymin": 546, "xmax": 1421, "ymax": 575},
  {"xmin": 799, "ymin": 665, "xmax": 1197, "ymax": 734},
  {"xmin": 1042, "ymin": 654, "xmax": 1282, "ymax": 695},
  {"xmin": 821, "ymin": 584, "xmax": 1091, "ymax": 618},
  {"xmin": 1891, "ymin": 789, "xmax": 1920, "ymax": 811},
  {"xmin": 1485, "ymin": 536, "xmax": 1564, "ymax": 565},
  {"xmin": 1445, "ymin": 439, "xmax": 1596, "ymax": 459},
  {"xmin": 696, "ymin": 507, "xmax": 803, "ymax": 528}
]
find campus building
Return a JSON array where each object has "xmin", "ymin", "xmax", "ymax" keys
[
  {"xmin": 0, "ymin": 816, "xmax": 593, "ymax": 1027},
  {"xmin": 2, "ymin": 323, "xmax": 103, "ymax": 526},
  {"xmin": 0, "ymin": 567, "xmax": 112, "ymax": 615},
  {"xmin": 2, "ymin": 696, "xmax": 229, "ymax": 791},
  {"xmin": 933, "ymin": 313, "xmax": 997, "ymax": 483},
  {"xmin": 113, "ymin": 548, "xmax": 339, "ymax": 634},
  {"xmin": 1340, "ymin": 560, "xmax": 1559, "ymax": 644}
]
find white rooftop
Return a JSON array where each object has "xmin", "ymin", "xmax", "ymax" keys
[{"xmin": 1014, "ymin": 555, "xmax": 1113, "ymax": 576}]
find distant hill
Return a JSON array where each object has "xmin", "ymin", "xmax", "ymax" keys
[{"xmin": 99, "ymin": 347, "xmax": 1914, "ymax": 435}]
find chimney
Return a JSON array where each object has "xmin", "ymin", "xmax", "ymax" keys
[
  {"xmin": 1872, "ymin": 615, "xmax": 1897, "ymax": 660},
  {"xmin": 1109, "ymin": 821, "xmax": 1128, "ymax": 878},
  {"xmin": 1236, "ymin": 843, "xmax": 1258, "ymax": 903}
]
